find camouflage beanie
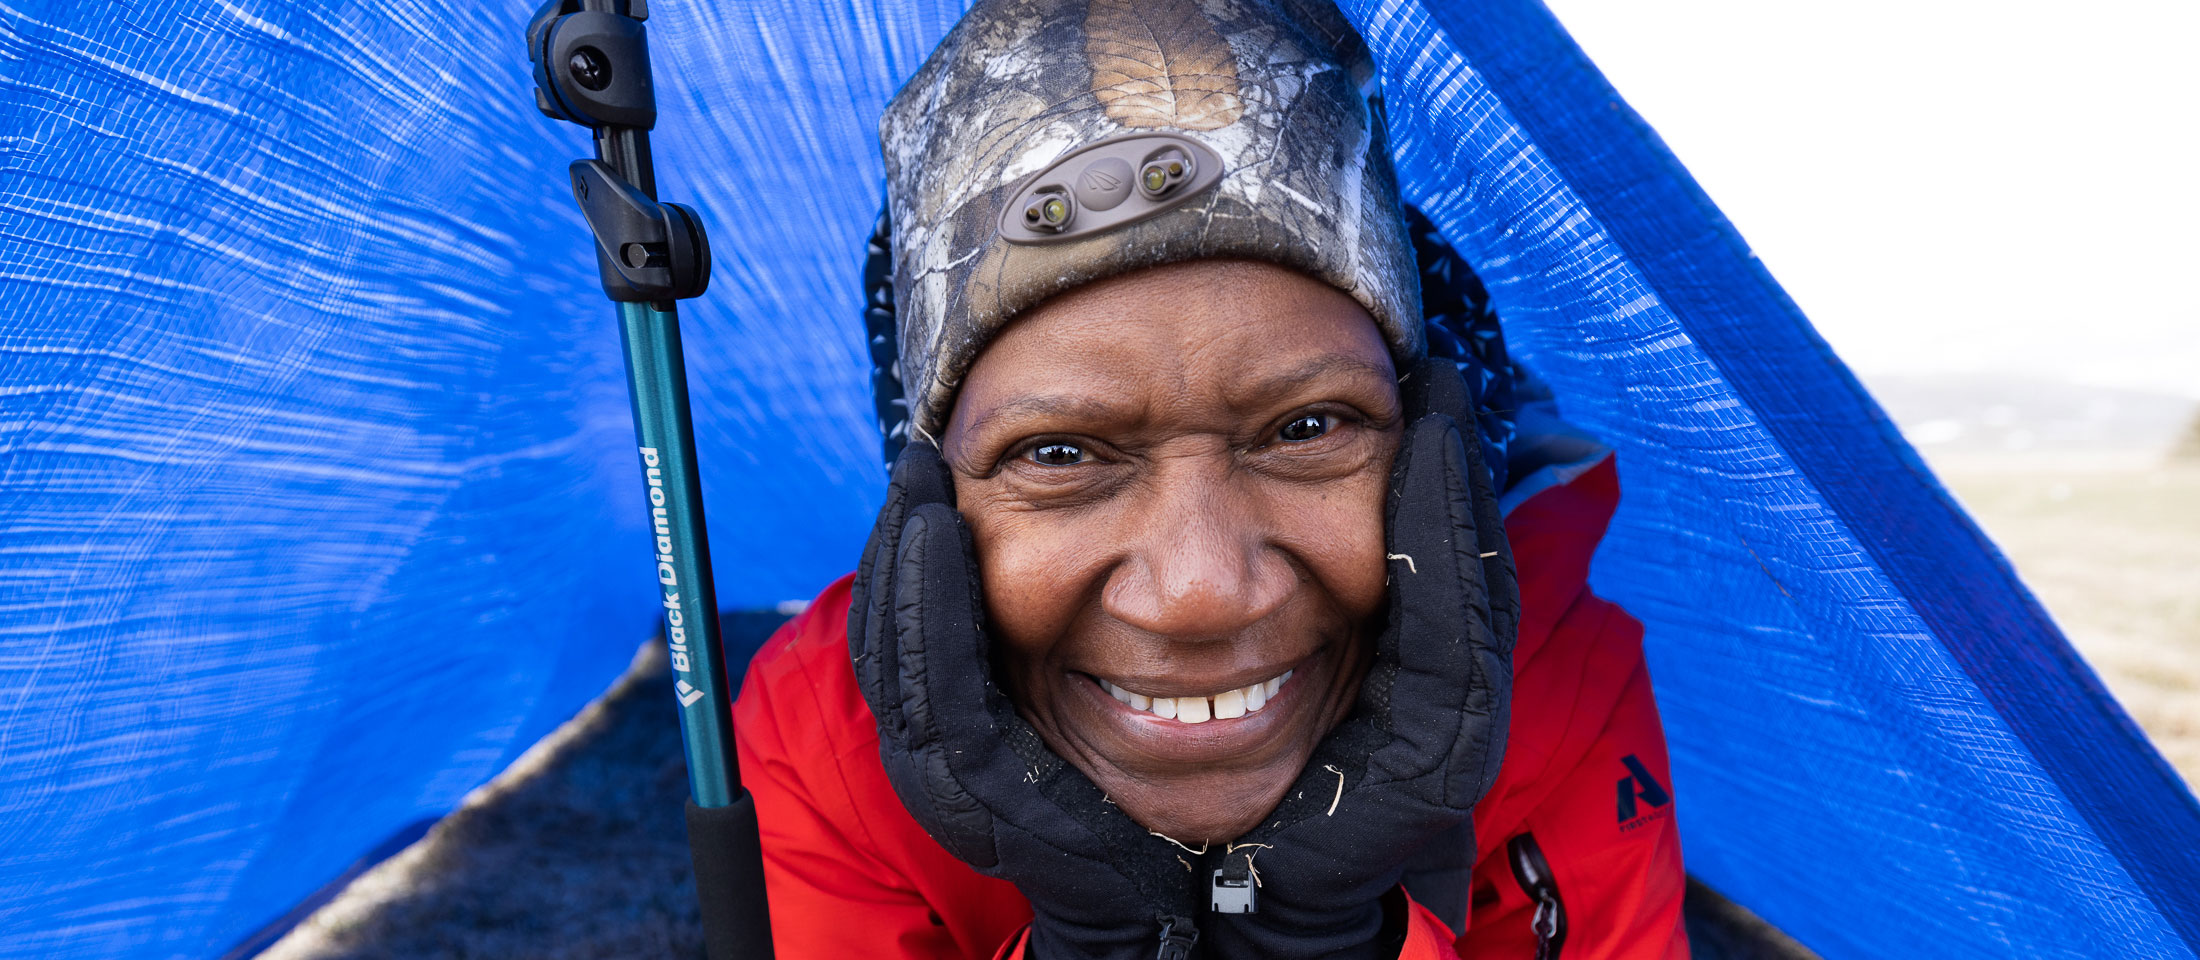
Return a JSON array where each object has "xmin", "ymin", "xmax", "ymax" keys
[{"xmin": 881, "ymin": 0, "xmax": 1424, "ymax": 440}]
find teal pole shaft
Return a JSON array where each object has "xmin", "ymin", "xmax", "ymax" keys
[{"xmin": 617, "ymin": 299, "xmax": 736, "ymax": 808}]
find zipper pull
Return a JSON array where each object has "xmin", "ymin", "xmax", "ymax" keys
[
  {"xmin": 1155, "ymin": 915, "xmax": 1200, "ymax": 960},
  {"xmin": 1506, "ymin": 833, "xmax": 1568, "ymax": 960},
  {"xmin": 1210, "ymin": 858, "xmax": 1258, "ymax": 914}
]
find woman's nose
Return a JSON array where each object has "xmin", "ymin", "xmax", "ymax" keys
[{"xmin": 1100, "ymin": 476, "xmax": 1293, "ymax": 640}]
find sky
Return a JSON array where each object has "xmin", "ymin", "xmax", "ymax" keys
[{"xmin": 1539, "ymin": 0, "xmax": 2199, "ymax": 399}]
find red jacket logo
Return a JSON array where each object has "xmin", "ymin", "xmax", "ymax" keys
[{"xmin": 1616, "ymin": 755, "xmax": 1670, "ymax": 824}]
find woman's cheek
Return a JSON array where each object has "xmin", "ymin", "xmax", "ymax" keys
[
  {"xmin": 966, "ymin": 503, "xmax": 1095, "ymax": 646},
  {"xmin": 1275, "ymin": 472, "xmax": 1392, "ymax": 618}
]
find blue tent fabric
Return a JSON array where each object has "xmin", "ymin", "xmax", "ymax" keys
[
  {"xmin": 1339, "ymin": 1, "xmax": 2200, "ymax": 954},
  {"xmin": 0, "ymin": 2, "xmax": 2190, "ymax": 959}
]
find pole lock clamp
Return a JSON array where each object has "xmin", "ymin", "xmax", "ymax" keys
[
  {"xmin": 570, "ymin": 159, "xmax": 710, "ymax": 302},
  {"xmin": 529, "ymin": 0, "xmax": 710, "ymax": 304}
]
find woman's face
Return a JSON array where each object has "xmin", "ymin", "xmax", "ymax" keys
[{"xmin": 941, "ymin": 259, "xmax": 1403, "ymax": 844}]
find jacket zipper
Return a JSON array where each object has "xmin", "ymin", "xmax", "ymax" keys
[{"xmin": 1506, "ymin": 833, "xmax": 1568, "ymax": 960}]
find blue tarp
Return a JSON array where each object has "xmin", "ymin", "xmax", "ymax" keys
[{"xmin": 0, "ymin": 1, "xmax": 2192, "ymax": 958}]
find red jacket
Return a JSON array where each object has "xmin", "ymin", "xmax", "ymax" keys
[{"xmin": 734, "ymin": 455, "xmax": 1687, "ymax": 959}]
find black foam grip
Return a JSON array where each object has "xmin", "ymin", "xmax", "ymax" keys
[{"xmin": 687, "ymin": 794, "xmax": 775, "ymax": 960}]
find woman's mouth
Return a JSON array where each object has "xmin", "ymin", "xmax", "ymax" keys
[
  {"xmin": 1040, "ymin": 645, "xmax": 1361, "ymax": 835},
  {"xmin": 1094, "ymin": 668, "xmax": 1294, "ymax": 723}
]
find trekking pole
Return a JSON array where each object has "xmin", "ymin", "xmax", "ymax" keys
[{"xmin": 526, "ymin": 3, "xmax": 772, "ymax": 957}]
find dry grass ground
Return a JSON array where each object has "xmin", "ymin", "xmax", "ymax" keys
[
  {"xmin": 256, "ymin": 613, "xmax": 791, "ymax": 960},
  {"xmin": 257, "ymin": 643, "xmax": 706, "ymax": 960},
  {"xmin": 1933, "ymin": 457, "xmax": 2200, "ymax": 787}
]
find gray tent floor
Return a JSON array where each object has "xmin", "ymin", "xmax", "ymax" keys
[{"xmin": 261, "ymin": 625, "xmax": 1815, "ymax": 960}]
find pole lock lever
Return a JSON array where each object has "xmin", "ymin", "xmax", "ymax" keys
[{"xmin": 569, "ymin": 159, "xmax": 710, "ymax": 302}]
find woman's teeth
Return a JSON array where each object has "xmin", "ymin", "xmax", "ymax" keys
[{"xmin": 1101, "ymin": 671, "xmax": 1291, "ymax": 724}]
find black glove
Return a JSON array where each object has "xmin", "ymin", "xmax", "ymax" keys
[
  {"xmin": 1200, "ymin": 357, "xmax": 1520, "ymax": 959},
  {"xmin": 849, "ymin": 443, "xmax": 1203, "ymax": 959}
]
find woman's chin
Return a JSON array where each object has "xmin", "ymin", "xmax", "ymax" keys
[
  {"xmin": 1101, "ymin": 767, "xmax": 1298, "ymax": 846},
  {"xmin": 1131, "ymin": 808, "xmax": 1269, "ymax": 848}
]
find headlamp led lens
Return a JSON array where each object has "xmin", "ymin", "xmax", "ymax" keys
[
  {"xmin": 1022, "ymin": 191, "xmax": 1074, "ymax": 232},
  {"xmin": 1139, "ymin": 151, "xmax": 1194, "ymax": 199}
]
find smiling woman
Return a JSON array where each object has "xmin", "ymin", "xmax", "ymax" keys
[
  {"xmin": 947, "ymin": 261, "xmax": 1400, "ymax": 844},
  {"xmin": 731, "ymin": 0, "xmax": 1687, "ymax": 957}
]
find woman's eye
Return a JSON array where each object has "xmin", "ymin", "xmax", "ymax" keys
[
  {"xmin": 1027, "ymin": 442, "xmax": 1086, "ymax": 466},
  {"xmin": 1278, "ymin": 414, "xmax": 1332, "ymax": 443}
]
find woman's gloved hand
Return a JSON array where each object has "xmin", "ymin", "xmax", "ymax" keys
[
  {"xmin": 1200, "ymin": 357, "xmax": 1521, "ymax": 959},
  {"xmin": 849, "ymin": 443, "xmax": 1203, "ymax": 960}
]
